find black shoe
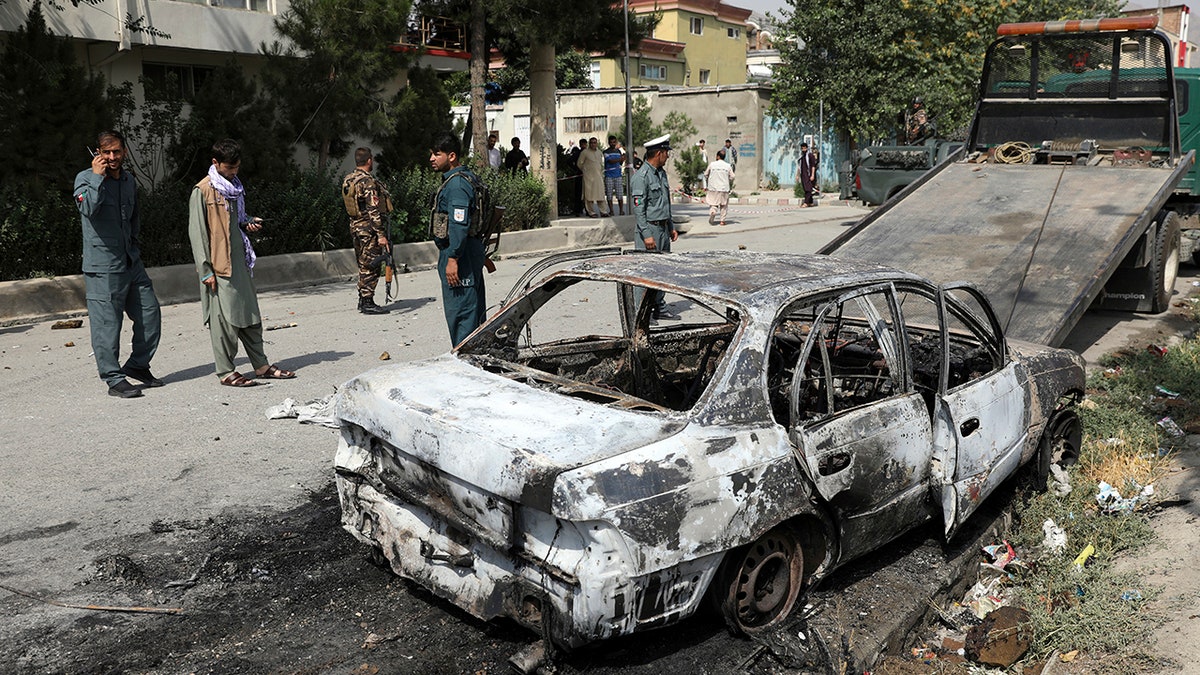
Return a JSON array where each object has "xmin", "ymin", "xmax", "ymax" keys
[
  {"xmin": 108, "ymin": 379, "xmax": 143, "ymax": 398},
  {"xmin": 359, "ymin": 298, "xmax": 390, "ymax": 315},
  {"xmin": 122, "ymin": 365, "xmax": 164, "ymax": 387},
  {"xmin": 655, "ymin": 307, "xmax": 676, "ymax": 320}
]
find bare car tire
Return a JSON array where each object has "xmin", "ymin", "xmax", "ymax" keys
[
  {"xmin": 1035, "ymin": 410, "xmax": 1082, "ymax": 491},
  {"xmin": 716, "ymin": 525, "xmax": 804, "ymax": 635},
  {"xmin": 1151, "ymin": 212, "xmax": 1181, "ymax": 313}
]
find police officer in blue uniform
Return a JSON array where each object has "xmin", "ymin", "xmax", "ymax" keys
[
  {"xmin": 429, "ymin": 134, "xmax": 488, "ymax": 346},
  {"xmin": 73, "ymin": 130, "xmax": 163, "ymax": 398},
  {"xmin": 630, "ymin": 134, "xmax": 678, "ymax": 319}
]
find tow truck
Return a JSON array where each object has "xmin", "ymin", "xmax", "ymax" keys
[{"xmin": 823, "ymin": 17, "xmax": 1193, "ymax": 347}]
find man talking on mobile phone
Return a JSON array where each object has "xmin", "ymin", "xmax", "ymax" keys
[{"xmin": 73, "ymin": 130, "xmax": 163, "ymax": 398}]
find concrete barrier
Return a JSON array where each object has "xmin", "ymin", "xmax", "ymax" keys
[{"xmin": 0, "ymin": 218, "xmax": 634, "ymax": 326}]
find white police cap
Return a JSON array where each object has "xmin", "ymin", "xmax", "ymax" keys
[{"xmin": 643, "ymin": 134, "xmax": 671, "ymax": 152}]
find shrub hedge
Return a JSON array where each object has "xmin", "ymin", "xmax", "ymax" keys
[{"xmin": 0, "ymin": 166, "xmax": 549, "ymax": 281}]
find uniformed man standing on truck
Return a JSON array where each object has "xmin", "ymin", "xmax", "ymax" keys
[
  {"xmin": 342, "ymin": 147, "xmax": 391, "ymax": 315},
  {"xmin": 630, "ymin": 134, "xmax": 678, "ymax": 320}
]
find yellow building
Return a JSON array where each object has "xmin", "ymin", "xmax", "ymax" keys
[{"xmin": 590, "ymin": 0, "xmax": 752, "ymax": 88}]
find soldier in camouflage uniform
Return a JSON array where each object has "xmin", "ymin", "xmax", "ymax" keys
[{"xmin": 342, "ymin": 147, "xmax": 391, "ymax": 315}]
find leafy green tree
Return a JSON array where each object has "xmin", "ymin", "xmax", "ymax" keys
[
  {"xmin": 491, "ymin": 49, "xmax": 596, "ymax": 95},
  {"xmin": 0, "ymin": 0, "xmax": 118, "ymax": 195},
  {"xmin": 772, "ymin": 0, "xmax": 1122, "ymax": 142},
  {"xmin": 170, "ymin": 61, "xmax": 294, "ymax": 185},
  {"xmin": 616, "ymin": 94, "xmax": 657, "ymax": 149},
  {"xmin": 375, "ymin": 66, "xmax": 455, "ymax": 171},
  {"xmin": 260, "ymin": 0, "xmax": 414, "ymax": 172}
]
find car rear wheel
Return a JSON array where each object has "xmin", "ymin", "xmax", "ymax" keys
[
  {"xmin": 1035, "ymin": 410, "xmax": 1082, "ymax": 490},
  {"xmin": 716, "ymin": 526, "xmax": 804, "ymax": 634}
]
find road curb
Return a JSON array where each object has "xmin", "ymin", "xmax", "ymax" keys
[{"xmin": 0, "ymin": 218, "xmax": 636, "ymax": 327}]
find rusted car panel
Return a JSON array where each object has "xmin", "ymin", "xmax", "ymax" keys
[{"xmin": 334, "ymin": 250, "xmax": 1085, "ymax": 647}]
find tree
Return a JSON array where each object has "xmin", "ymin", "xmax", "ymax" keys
[
  {"xmin": 616, "ymin": 94, "xmax": 656, "ymax": 149},
  {"xmin": 484, "ymin": 0, "xmax": 654, "ymax": 219},
  {"xmin": 491, "ymin": 49, "xmax": 596, "ymax": 94},
  {"xmin": 0, "ymin": 1, "xmax": 118, "ymax": 195},
  {"xmin": 772, "ymin": 0, "xmax": 1122, "ymax": 143},
  {"xmin": 171, "ymin": 62, "xmax": 294, "ymax": 185},
  {"xmin": 375, "ymin": 66, "xmax": 455, "ymax": 171},
  {"xmin": 260, "ymin": 0, "xmax": 414, "ymax": 172}
]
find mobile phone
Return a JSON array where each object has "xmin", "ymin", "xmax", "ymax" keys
[{"xmin": 88, "ymin": 147, "xmax": 97, "ymax": 157}]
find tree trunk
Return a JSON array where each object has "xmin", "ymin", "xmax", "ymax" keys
[
  {"xmin": 529, "ymin": 42, "xmax": 557, "ymax": 222},
  {"xmin": 469, "ymin": 0, "xmax": 487, "ymax": 161}
]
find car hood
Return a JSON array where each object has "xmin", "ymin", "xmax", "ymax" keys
[{"xmin": 336, "ymin": 354, "xmax": 685, "ymax": 508}]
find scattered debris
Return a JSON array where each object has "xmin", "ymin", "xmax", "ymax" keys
[
  {"xmin": 362, "ymin": 631, "xmax": 401, "ymax": 649},
  {"xmin": 1157, "ymin": 416, "xmax": 1185, "ymax": 438},
  {"xmin": 1154, "ymin": 385, "xmax": 1181, "ymax": 399},
  {"xmin": 64, "ymin": 341, "xmax": 75, "ymax": 347},
  {"xmin": 0, "ymin": 581, "xmax": 182, "ymax": 615},
  {"xmin": 1049, "ymin": 464, "xmax": 1072, "ymax": 496},
  {"xmin": 964, "ymin": 606, "xmax": 1031, "ymax": 667},
  {"xmin": 1096, "ymin": 481, "xmax": 1154, "ymax": 515},
  {"xmin": 1042, "ymin": 519, "xmax": 1067, "ymax": 553},
  {"xmin": 1073, "ymin": 543, "xmax": 1095, "ymax": 570},
  {"xmin": 379, "ymin": 352, "xmax": 390, "ymax": 361},
  {"xmin": 265, "ymin": 395, "xmax": 339, "ymax": 428},
  {"xmin": 1120, "ymin": 589, "xmax": 1144, "ymax": 601},
  {"xmin": 1146, "ymin": 344, "xmax": 1168, "ymax": 357},
  {"xmin": 51, "ymin": 319, "xmax": 83, "ymax": 330},
  {"xmin": 165, "ymin": 554, "xmax": 212, "ymax": 589},
  {"xmin": 265, "ymin": 322, "xmax": 298, "ymax": 331}
]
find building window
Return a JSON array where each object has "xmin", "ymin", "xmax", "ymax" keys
[
  {"xmin": 142, "ymin": 63, "xmax": 215, "ymax": 100},
  {"xmin": 690, "ymin": 17, "xmax": 703, "ymax": 35},
  {"xmin": 727, "ymin": 27, "xmax": 740, "ymax": 39},
  {"xmin": 589, "ymin": 61, "xmax": 601, "ymax": 88},
  {"xmin": 639, "ymin": 64, "xmax": 667, "ymax": 81},
  {"xmin": 565, "ymin": 116, "xmax": 608, "ymax": 134},
  {"xmin": 699, "ymin": 69, "xmax": 711, "ymax": 85}
]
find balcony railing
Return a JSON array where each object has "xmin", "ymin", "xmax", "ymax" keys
[{"xmin": 398, "ymin": 15, "xmax": 467, "ymax": 53}]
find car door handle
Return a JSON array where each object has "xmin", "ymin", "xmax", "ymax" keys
[{"xmin": 960, "ymin": 418, "xmax": 980, "ymax": 437}]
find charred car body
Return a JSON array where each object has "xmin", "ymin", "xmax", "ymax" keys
[{"xmin": 334, "ymin": 250, "xmax": 1084, "ymax": 649}]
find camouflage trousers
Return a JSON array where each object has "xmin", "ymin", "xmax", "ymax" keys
[{"xmin": 351, "ymin": 223, "xmax": 384, "ymax": 299}]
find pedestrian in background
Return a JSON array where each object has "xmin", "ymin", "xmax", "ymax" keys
[
  {"xmin": 704, "ymin": 148, "xmax": 734, "ymax": 226},
  {"xmin": 724, "ymin": 139, "xmax": 738, "ymax": 170},
  {"xmin": 603, "ymin": 136, "xmax": 626, "ymax": 216},
  {"xmin": 430, "ymin": 134, "xmax": 489, "ymax": 346},
  {"xmin": 503, "ymin": 137, "xmax": 529, "ymax": 175},
  {"xmin": 342, "ymin": 147, "xmax": 392, "ymax": 315},
  {"xmin": 630, "ymin": 134, "xmax": 678, "ymax": 319},
  {"xmin": 697, "ymin": 139, "xmax": 709, "ymax": 190},
  {"xmin": 578, "ymin": 137, "xmax": 606, "ymax": 217},
  {"xmin": 797, "ymin": 141, "xmax": 817, "ymax": 208},
  {"xmin": 485, "ymin": 134, "xmax": 502, "ymax": 170},
  {"xmin": 568, "ymin": 137, "xmax": 586, "ymax": 216},
  {"xmin": 188, "ymin": 138, "xmax": 296, "ymax": 387},
  {"xmin": 73, "ymin": 130, "xmax": 163, "ymax": 398}
]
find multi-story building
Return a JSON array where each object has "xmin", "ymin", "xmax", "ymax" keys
[
  {"xmin": 0, "ymin": 0, "xmax": 467, "ymax": 170},
  {"xmin": 589, "ymin": 0, "xmax": 753, "ymax": 88}
]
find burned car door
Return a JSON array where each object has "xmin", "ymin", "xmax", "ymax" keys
[
  {"xmin": 782, "ymin": 284, "xmax": 936, "ymax": 562},
  {"xmin": 930, "ymin": 283, "xmax": 1029, "ymax": 538}
]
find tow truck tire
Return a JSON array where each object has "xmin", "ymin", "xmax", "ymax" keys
[{"xmin": 1151, "ymin": 212, "xmax": 1181, "ymax": 313}]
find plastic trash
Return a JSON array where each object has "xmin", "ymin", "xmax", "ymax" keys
[
  {"xmin": 1120, "ymin": 589, "xmax": 1144, "ymax": 601},
  {"xmin": 1154, "ymin": 385, "xmax": 1181, "ymax": 399},
  {"xmin": 1042, "ymin": 519, "xmax": 1067, "ymax": 553},
  {"xmin": 1157, "ymin": 416, "xmax": 1185, "ymax": 438},
  {"xmin": 1049, "ymin": 464, "xmax": 1072, "ymax": 497},
  {"xmin": 982, "ymin": 541, "xmax": 1018, "ymax": 569},
  {"xmin": 1147, "ymin": 344, "xmax": 1168, "ymax": 357},
  {"xmin": 1096, "ymin": 481, "xmax": 1154, "ymax": 515},
  {"xmin": 1073, "ymin": 543, "xmax": 1095, "ymax": 570}
]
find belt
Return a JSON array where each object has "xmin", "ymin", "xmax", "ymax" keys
[{"xmin": 650, "ymin": 219, "xmax": 670, "ymax": 226}]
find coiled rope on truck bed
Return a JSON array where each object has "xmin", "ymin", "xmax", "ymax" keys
[{"xmin": 993, "ymin": 141, "xmax": 1035, "ymax": 164}]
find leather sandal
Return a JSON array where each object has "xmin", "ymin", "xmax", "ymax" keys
[
  {"xmin": 256, "ymin": 364, "xmax": 296, "ymax": 379},
  {"xmin": 220, "ymin": 371, "xmax": 259, "ymax": 387}
]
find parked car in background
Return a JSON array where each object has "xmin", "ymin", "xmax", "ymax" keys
[
  {"xmin": 855, "ymin": 138, "xmax": 964, "ymax": 206},
  {"xmin": 333, "ymin": 249, "xmax": 1085, "ymax": 651}
]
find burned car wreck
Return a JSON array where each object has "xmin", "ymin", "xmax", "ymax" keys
[{"xmin": 334, "ymin": 250, "xmax": 1084, "ymax": 649}]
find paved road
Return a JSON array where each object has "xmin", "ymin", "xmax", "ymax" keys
[{"xmin": 0, "ymin": 200, "xmax": 861, "ymax": 603}]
